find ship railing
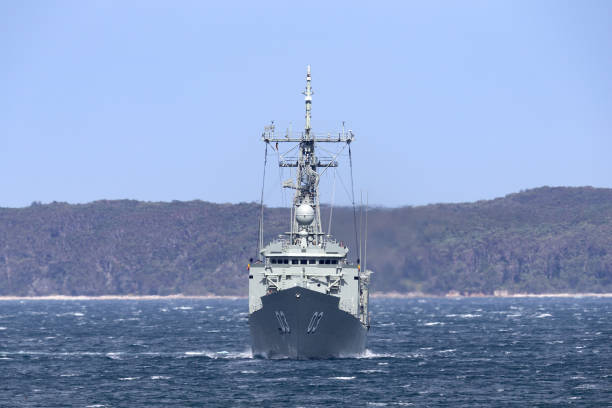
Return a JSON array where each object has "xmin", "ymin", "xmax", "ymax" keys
[
  {"xmin": 262, "ymin": 129, "xmax": 354, "ymax": 144},
  {"xmin": 278, "ymin": 156, "xmax": 338, "ymax": 168}
]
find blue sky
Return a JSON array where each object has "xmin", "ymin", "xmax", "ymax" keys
[{"xmin": 1, "ymin": 1, "xmax": 610, "ymax": 208}]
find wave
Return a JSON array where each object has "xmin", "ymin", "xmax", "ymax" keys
[
  {"xmin": 183, "ymin": 349, "xmax": 253, "ymax": 359},
  {"xmin": 348, "ymin": 349, "xmax": 395, "ymax": 359}
]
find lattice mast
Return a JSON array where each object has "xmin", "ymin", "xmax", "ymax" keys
[
  {"xmin": 262, "ymin": 66, "xmax": 354, "ymax": 249},
  {"xmin": 291, "ymin": 65, "xmax": 322, "ymax": 246}
]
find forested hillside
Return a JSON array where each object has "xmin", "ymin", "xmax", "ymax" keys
[{"xmin": 1, "ymin": 187, "xmax": 611, "ymax": 296}]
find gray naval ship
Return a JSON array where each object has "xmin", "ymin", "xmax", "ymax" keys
[{"xmin": 249, "ymin": 66, "xmax": 372, "ymax": 359}]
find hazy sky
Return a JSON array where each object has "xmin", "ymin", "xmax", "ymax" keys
[{"xmin": 1, "ymin": 1, "xmax": 610, "ymax": 208}]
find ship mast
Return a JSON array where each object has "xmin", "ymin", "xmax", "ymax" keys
[
  {"xmin": 261, "ymin": 66, "xmax": 354, "ymax": 249},
  {"xmin": 292, "ymin": 65, "xmax": 322, "ymax": 247},
  {"xmin": 304, "ymin": 65, "xmax": 312, "ymax": 135}
]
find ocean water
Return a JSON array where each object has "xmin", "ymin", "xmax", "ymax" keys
[{"xmin": 0, "ymin": 297, "xmax": 610, "ymax": 407}]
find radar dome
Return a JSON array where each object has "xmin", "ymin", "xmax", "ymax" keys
[{"xmin": 296, "ymin": 203, "xmax": 315, "ymax": 225}]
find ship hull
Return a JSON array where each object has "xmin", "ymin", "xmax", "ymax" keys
[{"xmin": 249, "ymin": 286, "xmax": 367, "ymax": 359}]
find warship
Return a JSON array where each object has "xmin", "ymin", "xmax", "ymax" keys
[{"xmin": 248, "ymin": 66, "xmax": 371, "ymax": 359}]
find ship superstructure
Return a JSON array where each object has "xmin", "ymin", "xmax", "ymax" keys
[{"xmin": 248, "ymin": 66, "xmax": 371, "ymax": 358}]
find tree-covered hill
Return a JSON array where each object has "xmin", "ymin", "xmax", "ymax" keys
[{"xmin": 1, "ymin": 187, "xmax": 611, "ymax": 296}]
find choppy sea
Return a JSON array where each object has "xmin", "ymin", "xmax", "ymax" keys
[{"xmin": 0, "ymin": 297, "xmax": 610, "ymax": 407}]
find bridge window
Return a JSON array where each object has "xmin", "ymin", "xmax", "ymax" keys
[
  {"xmin": 283, "ymin": 259, "xmax": 289, "ymax": 264},
  {"xmin": 270, "ymin": 258, "xmax": 277, "ymax": 264},
  {"xmin": 292, "ymin": 259, "xmax": 299, "ymax": 265},
  {"xmin": 300, "ymin": 259, "xmax": 307, "ymax": 265},
  {"xmin": 309, "ymin": 259, "xmax": 316, "ymax": 264},
  {"xmin": 331, "ymin": 260, "xmax": 338, "ymax": 265}
]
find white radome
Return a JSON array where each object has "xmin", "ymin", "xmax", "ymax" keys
[{"xmin": 296, "ymin": 203, "xmax": 315, "ymax": 225}]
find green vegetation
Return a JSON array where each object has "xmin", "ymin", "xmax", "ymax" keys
[{"xmin": 1, "ymin": 187, "xmax": 611, "ymax": 296}]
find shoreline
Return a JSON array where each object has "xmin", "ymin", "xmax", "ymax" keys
[
  {"xmin": 0, "ymin": 292, "xmax": 611, "ymax": 300},
  {"xmin": 370, "ymin": 291, "xmax": 612, "ymax": 299},
  {"xmin": 0, "ymin": 294, "xmax": 245, "ymax": 301}
]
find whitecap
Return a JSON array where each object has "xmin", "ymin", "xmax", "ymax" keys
[
  {"xmin": 174, "ymin": 306, "xmax": 193, "ymax": 310},
  {"xmin": 535, "ymin": 313, "xmax": 552, "ymax": 318},
  {"xmin": 86, "ymin": 405, "xmax": 107, "ymax": 408},
  {"xmin": 106, "ymin": 352, "xmax": 122, "ymax": 360},
  {"xmin": 438, "ymin": 349, "xmax": 456, "ymax": 353},
  {"xmin": 240, "ymin": 370, "xmax": 257, "ymax": 374},
  {"xmin": 118, "ymin": 377, "xmax": 139, "ymax": 381},
  {"xmin": 574, "ymin": 383, "xmax": 597, "ymax": 390},
  {"xmin": 183, "ymin": 350, "xmax": 253, "ymax": 359},
  {"xmin": 459, "ymin": 314, "xmax": 481, "ymax": 318},
  {"xmin": 424, "ymin": 322, "xmax": 443, "ymax": 326},
  {"xmin": 0, "ymin": 327, "xmax": 6, "ymax": 330},
  {"xmin": 184, "ymin": 351, "xmax": 211, "ymax": 357},
  {"xmin": 150, "ymin": 376, "xmax": 171, "ymax": 380},
  {"xmin": 330, "ymin": 376, "xmax": 355, "ymax": 380},
  {"xmin": 359, "ymin": 369, "xmax": 386, "ymax": 374},
  {"xmin": 353, "ymin": 349, "xmax": 393, "ymax": 359}
]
